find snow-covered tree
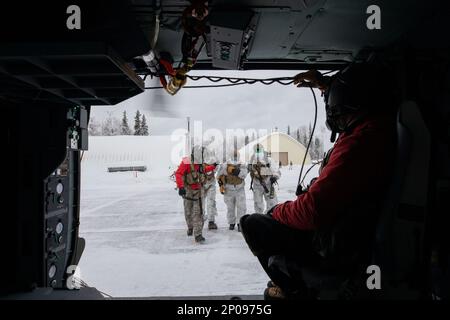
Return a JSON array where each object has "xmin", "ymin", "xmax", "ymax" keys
[
  {"xmin": 101, "ymin": 119, "xmax": 111, "ymax": 136},
  {"xmin": 308, "ymin": 123, "xmax": 313, "ymax": 142},
  {"xmin": 121, "ymin": 111, "xmax": 132, "ymax": 135},
  {"xmin": 88, "ymin": 117, "xmax": 101, "ymax": 136},
  {"xmin": 141, "ymin": 115, "xmax": 149, "ymax": 136},
  {"xmin": 134, "ymin": 110, "xmax": 142, "ymax": 136},
  {"xmin": 101, "ymin": 114, "xmax": 121, "ymax": 136},
  {"xmin": 298, "ymin": 126, "xmax": 308, "ymax": 147},
  {"xmin": 313, "ymin": 137, "xmax": 324, "ymax": 160}
]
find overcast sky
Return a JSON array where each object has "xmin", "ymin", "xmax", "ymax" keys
[{"xmin": 91, "ymin": 70, "xmax": 334, "ymax": 150}]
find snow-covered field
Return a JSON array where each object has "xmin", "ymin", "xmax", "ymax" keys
[{"xmin": 78, "ymin": 136, "xmax": 319, "ymax": 298}]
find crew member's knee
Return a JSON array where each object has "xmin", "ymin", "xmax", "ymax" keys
[
  {"xmin": 240, "ymin": 213, "xmax": 274, "ymax": 256},
  {"xmin": 240, "ymin": 213, "xmax": 266, "ymax": 235},
  {"xmin": 239, "ymin": 214, "xmax": 250, "ymax": 232}
]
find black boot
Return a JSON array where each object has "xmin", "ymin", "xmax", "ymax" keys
[
  {"xmin": 208, "ymin": 221, "xmax": 218, "ymax": 230},
  {"xmin": 229, "ymin": 224, "xmax": 235, "ymax": 230},
  {"xmin": 195, "ymin": 235, "xmax": 205, "ymax": 243},
  {"xmin": 187, "ymin": 228, "xmax": 193, "ymax": 236},
  {"xmin": 264, "ymin": 285, "xmax": 317, "ymax": 300},
  {"xmin": 264, "ymin": 286, "xmax": 286, "ymax": 300}
]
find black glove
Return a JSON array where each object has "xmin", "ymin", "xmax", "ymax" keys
[
  {"xmin": 270, "ymin": 176, "xmax": 277, "ymax": 184},
  {"xmin": 178, "ymin": 188, "xmax": 186, "ymax": 197},
  {"xmin": 231, "ymin": 168, "xmax": 241, "ymax": 176},
  {"xmin": 295, "ymin": 185, "xmax": 305, "ymax": 196}
]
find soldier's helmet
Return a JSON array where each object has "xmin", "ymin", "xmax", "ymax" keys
[
  {"xmin": 254, "ymin": 143, "xmax": 264, "ymax": 153},
  {"xmin": 191, "ymin": 145, "xmax": 205, "ymax": 164},
  {"xmin": 203, "ymin": 147, "xmax": 217, "ymax": 164}
]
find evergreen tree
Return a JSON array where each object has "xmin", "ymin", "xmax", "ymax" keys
[
  {"xmin": 311, "ymin": 139, "xmax": 317, "ymax": 160},
  {"xmin": 245, "ymin": 135, "xmax": 250, "ymax": 145},
  {"xmin": 314, "ymin": 137, "xmax": 324, "ymax": 160},
  {"xmin": 296, "ymin": 128, "xmax": 300, "ymax": 142},
  {"xmin": 101, "ymin": 115, "xmax": 121, "ymax": 136},
  {"xmin": 300, "ymin": 126, "xmax": 308, "ymax": 146},
  {"xmin": 88, "ymin": 117, "xmax": 101, "ymax": 136},
  {"xmin": 134, "ymin": 110, "xmax": 142, "ymax": 135},
  {"xmin": 287, "ymin": 125, "xmax": 291, "ymax": 136},
  {"xmin": 121, "ymin": 111, "xmax": 132, "ymax": 135},
  {"xmin": 307, "ymin": 123, "xmax": 314, "ymax": 158},
  {"xmin": 141, "ymin": 115, "xmax": 149, "ymax": 136},
  {"xmin": 251, "ymin": 132, "xmax": 256, "ymax": 141}
]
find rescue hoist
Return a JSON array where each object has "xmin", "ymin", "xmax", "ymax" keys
[
  {"xmin": 161, "ymin": 0, "xmax": 209, "ymax": 95},
  {"xmin": 141, "ymin": 0, "xmax": 265, "ymax": 95}
]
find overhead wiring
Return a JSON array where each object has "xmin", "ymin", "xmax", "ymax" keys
[
  {"xmin": 186, "ymin": 75, "xmax": 296, "ymax": 85},
  {"xmin": 142, "ymin": 70, "xmax": 337, "ymax": 90},
  {"xmin": 145, "ymin": 82, "xmax": 246, "ymax": 90}
]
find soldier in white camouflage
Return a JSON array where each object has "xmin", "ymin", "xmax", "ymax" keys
[
  {"xmin": 217, "ymin": 149, "xmax": 248, "ymax": 232},
  {"xmin": 203, "ymin": 148, "xmax": 219, "ymax": 230},
  {"xmin": 249, "ymin": 144, "xmax": 281, "ymax": 214}
]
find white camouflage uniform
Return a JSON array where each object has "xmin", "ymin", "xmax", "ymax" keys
[
  {"xmin": 249, "ymin": 152, "xmax": 281, "ymax": 214},
  {"xmin": 203, "ymin": 169, "xmax": 218, "ymax": 222},
  {"xmin": 217, "ymin": 158, "xmax": 248, "ymax": 225},
  {"xmin": 202, "ymin": 148, "xmax": 218, "ymax": 222}
]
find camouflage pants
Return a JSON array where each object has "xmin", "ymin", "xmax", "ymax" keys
[
  {"xmin": 183, "ymin": 188, "xmax": 205, "ymax": 237},
  {"xmin": 252, "ymin": 184, "xmax": 278, "ymax": 214}
]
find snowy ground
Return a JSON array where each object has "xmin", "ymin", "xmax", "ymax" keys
[{"xmin": 78, "ymin": 159, "xmax": 319, "ymax": 298}]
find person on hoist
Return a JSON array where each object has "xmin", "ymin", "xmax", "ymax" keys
[{"xmin": 240, "ymin": 63, "xmax": 398, "ymax": 299}]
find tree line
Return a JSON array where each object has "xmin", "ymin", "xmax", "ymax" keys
[
  {"xmin": 88, "ymin": 110, "xmax": 149, "ymax": 136},
  {"xmin": 291, "ymin": 124, "xmax": 324, "ymax": 160}
]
